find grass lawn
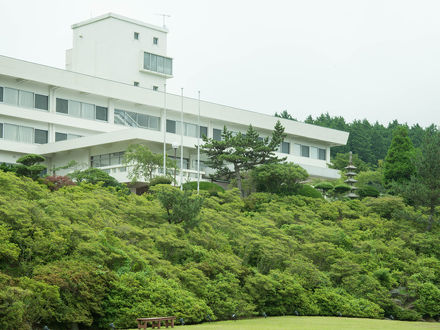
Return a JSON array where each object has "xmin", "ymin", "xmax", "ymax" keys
[{"xmin": 161, "ymin": 316, "xmax": 440, "ymax": 330}]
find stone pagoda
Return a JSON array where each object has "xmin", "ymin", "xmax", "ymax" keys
[{"xmin": 344, "ymin": 151, "xmax": 358, "ymax": 199}]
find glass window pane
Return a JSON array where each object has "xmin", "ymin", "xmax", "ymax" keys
[
  {"xmin": 56, "ymin": 98, "xmax": 68, "ymax": 114},
  {"xmin": 126, "ymin": 111, "xmax": 138, "ymax": 127},
  {"xmin": 311, "ymin": 147, "xmax": 318, "ymax": 159},
  {"xmin": 149, "ymin": 116, "xmax": 160, "ymax": 130},
  {"xmin": 319, "ymin": 148, "xmax": 326, "ymax": 160},
  {"xmin": 55, "ymin": 132, "xmax": 67, "ymax": 142},
  {"xmin": 213, "ymin": 128, "xmax": 222, "ymax": 141},
  {"xmin": 110, "ymin": 153, "xmax": 121, "ymax": 165},
  {"xmin": 35, "ymin": 94, "xmax": 48, "ymax": 110},
  {"xmin": 293, "ymin": 144, "xmax": 301, "ymax": 156},
  {"xmin": 144, "ymin": 52, "xmax": 150, "ymax": 70},
  {"xmin": 4, "ymin": 88, "xmax": 18, "ymax": 105},
  {"xmin": 0, "ymin": 87, "xmax": 3, "ymax": 102},
  {"xmin": 67, "ymin": 134, "xmax": 81, "ymax": 140},
  {"xmin": 68, "ymin": 100, "xmax": 81, "ymax": 117},
  {"xmin": 91, "ymin": 156, "xmax": 99, "ymax": 168},
  {"xmin": 200, "ymin": 126, "xmax": 208, "ymax": 138},
  {"xmin": 157, "ymin": 56, "xmax": 164, "ymax": 73},
  {"xmin": 95, "ymin": 106, "xmax": 108, "ymax": 121},
  {"xmin": 81, "ymin": 103, "xmax": 95, "ymax": 120},
  {"xmin": 34, "ymin": 129, "xmax": 48, "ymax": 144},
  {"xmin": 19, "ymin": 90, "xmax": 34, "ymax": 108},
  {"xmin": 282, "ymin": 142, "xmax": 290, "ymax": 154},
  {"xmin": 100, "ymin": 154, "xmax": 110, "ymax": 166},
  {"xmin": 114, "ymin": 109, "xmax": 126, "ymax": 125},
  {"xmin": 164, "ymin": 58, "xmax": 172, "ymax": 75},
  {"xmin": 301, "ymin": 145, "xmax": 310, "ymax": 157},
  {"xmin": 185, "ymin": 123, "xmax": 197, "ymax": 137},
  {"xmin": 19, "ymin": 126, "xmax": 33, "ymax": 143},
  {"xmin": 166, "ymin": 119, "xmax": 176, "ymax": 133},
  {"xmin": 150, "ymin": 54, "xmax": 157, "ymax": 71},
  {"xmin": 4, "ymin": 124, "xmax": 19, "ymax": 141},
  {"xmin": 0, "ymin": 123, "xmax": 3, "ymax": 138},
  {"xmin": 137, "ymin": 113, "xmax": 149, "ymax": 127}
]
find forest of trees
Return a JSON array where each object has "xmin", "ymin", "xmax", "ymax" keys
[
  {"xmin": 1, "ymin": 114, "xmax": 440, "ymax": 329},
  {"xmin": 276, "ymin": 111, "xmax": 434, "ymax": 168}
]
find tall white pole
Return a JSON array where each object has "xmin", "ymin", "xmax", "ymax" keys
[
  {"xmin": 162, "ymin": 83, "xmax": 167, "ymax": 175},
  {"xmin": 197, "ymin": 90, "xmax": 201, "ymax": 194},
  {"xmin": 180, "ymin": 88, "xmax": 184, "ymax": 190}
]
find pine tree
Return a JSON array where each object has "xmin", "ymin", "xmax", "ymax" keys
[{"xmin": 383, "ymin": 126, "xmax": 415, "ymax": 186}]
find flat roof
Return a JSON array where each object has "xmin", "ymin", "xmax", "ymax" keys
[{"xmin": 71, "ymin": 12, "xmax": 168, "ymax": 33}]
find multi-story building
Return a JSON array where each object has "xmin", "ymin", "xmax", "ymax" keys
[{"xmin": 0, "ymin": 13, "xmax": 348, "ymax": 189}]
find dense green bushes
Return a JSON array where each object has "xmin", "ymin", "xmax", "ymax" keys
[{"xmin": 1, "ymin": 171, "xmax": 440, "ymax": 328}]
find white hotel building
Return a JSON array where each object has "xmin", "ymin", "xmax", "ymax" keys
[{"xmin": 0, "ymin": 13, "xmax": 348, "ymax": 188}]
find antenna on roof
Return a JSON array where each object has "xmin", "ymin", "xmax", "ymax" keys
[{"xmin": 155, "ymin": 13, "xmax": 171, "ymax": 28}]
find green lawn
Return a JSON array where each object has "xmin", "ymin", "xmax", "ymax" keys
[{"xmin": 164, "ymin": 316, "xmax": 440, "ymax": 330}]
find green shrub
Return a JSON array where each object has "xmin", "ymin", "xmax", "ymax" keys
[
  {"xmin": 358, "ymin": 185, "xmax": 380, "ymax": 198},
  {"xmin": 333, "ymin": 184, "xmax": 352, "ymax": 194},
  {"xmin": 314, "ymin": 182, "xmax": 334, "ymax": 191},
  {"xmin": 149, "ymin": 176, "xmax": 172, "ymax": 187},
  {"xmin": 296, "ymin": 184, "xmax": 323, "ymax": 199},
  {"xmin": 183, "ymin": 181, "xmax": 225, "ymax": 195}
]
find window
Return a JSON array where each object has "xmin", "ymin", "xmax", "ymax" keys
[
  {"xmin": 301, "ymin": 145, "xmax": 310, "ymax": 157},
  {"xmin": 55, "ymin": 132, "xmax": 67, "ymax": 142},
  {"xmin": 34, "ymin": 129, "xmax": 48, "ymax": 144},
  {"xmin": 166, "ymin": 119, "xmax": 176, "ymax": 133},
  {"xmin": 91, "ymin": 152, "xmax": 125, "ymax": 168},
  {"xmin": 4, "ymin": 88, "xmax": 18, "ymax": 105},
  {"xmin": 153, "ymin": 86, "xmax": 159, "ymax": 91},
  {"xmin": 56, "ymin": 132, "xmax": 82, "ymax": 142},
  {"xmin": 56, "ymin": 98, "xmax": 68, "ymax": 114},
  {"xmin": 185, "ymin": 123, "xmax": 198, "ymax": 137},
  {"xmin": 281, "ymin": 141, "xmax": 290, "ymax": 154},
  {"xmin": 1, "ymin": 123, "xmax": 45, "ymax": 144},
  {"xmin": 35, "ymin": 94, "xmax": 48, "ymax": 110},
  {"xmin": 114, "ymin": 109, "xmax": 160, "ymax": 131},
  {"xmin": 134, "ymin": 81, "xmax": 139, "ymax": 87},
  {"xmin": 134, "ymin": 32, "xmax": 139, "ymax": 40},
  {"xmin": 168, "ymin": 156, "xmax": 189, "ymax": 169},
  {"xmin": 153, "ymin": 37, "xmax": 158, "ymax": 45},
  {"xmin": 319, "ymin": 148, "xmax": 326, "ymax": 160},
  {"xmin": 200, "ymin": 126, "xmax": 208, "ymax": 138},
  {"xmin": 143, "ymin": 52, "xmax": 173, "ymax": 75},
  {"xmin": 311, "ymin": 147, "xmax": 318, "ymax": 159},
  {"xmin": 96, "ymin": 106, "xmax": 108, "ymax": 121},
  {"xmin": 213, "ymin": 128, "xmax": 222, "ymax": 141},
  {"xmin": 56, "ymin": 98, "xmax": 108, "ymax": 121},
  {"xmin": 19, "ymin": 90, "xmax": 33, "ymax": 108},
  {"xmin": 0, "ymin": 87, "xmax": 3, "ymax": 102}
]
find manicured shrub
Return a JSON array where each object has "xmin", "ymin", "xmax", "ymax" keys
[
  {"xmin": 183, "ymin": 181, "xmax": 225, "ymax": 195},
  {"xmin": 296, "ymin": 184, "xmax": 323, "ymax": 199},
  {"xmin": 358, "ymin": 185, "xmax": 380, "ymax": 198},
  {"xmin": 149, "ymin": 176, "xmax": 172, "ymax": 187},
  {"xmin": 43, "ymin": 175, "xmax": 76, "ymax": 191}
]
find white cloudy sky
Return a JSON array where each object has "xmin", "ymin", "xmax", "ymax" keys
[{"xmin": 1, "ymin": 0, "xmax": 439, "ymax": 127}]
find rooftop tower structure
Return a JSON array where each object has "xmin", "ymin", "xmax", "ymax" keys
[{"xmin": 65, "ymin": 13, "xmax": 172, "ymax": 91}]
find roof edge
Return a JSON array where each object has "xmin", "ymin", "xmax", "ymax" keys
[{"xmin": 71, "ymin": 12, "xmax": 168, "ymax": 33}]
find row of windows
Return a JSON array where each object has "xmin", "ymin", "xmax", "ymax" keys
[
  {"xmin": 55, "ymin": 132, "xmax": 82, "ymax": 142},
  {"xmin": 0, "ymin": 122, "xmax": 48, "ymax": 144},
  {"xmin": 293, "ymin": 144, "xmax": 326, "ymax": 160},
  {"xmin": 134, "ymin": 32, "xmax": 159, "ymax": 45},
  {"xmin": 0, "ymin": 86, "xmax": 48, "ymax": 110},
  {"xmin": 91, "ymin": 151, "xmax": 125, "ymax": 168},
  {"xmin": 56, "ymin": 98, "xmax": 108, "ymax": 121},
  {"xmin": 166, "ymin": 120, "xmax": 208, "ymax": 138},
  {"xmin": 114, "ymin": 109, "xmax": 160, "ymax": 131},
  {"xmin": 143, "ymin": 52, "xmax": 173, "ymax": 75}
]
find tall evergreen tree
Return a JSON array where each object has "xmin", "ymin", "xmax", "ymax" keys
[
  {"xmin": 404, "ymin": 128, "xmax": 440, "ymax": 230},
  {"xmin": 383, "ymin": 126, "xmax": 415, "ymax": 186}
]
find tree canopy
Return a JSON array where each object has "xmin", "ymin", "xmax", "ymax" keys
[{"xmin": 201, "ymin": 122, "xmax": 286, "ymax": 195}]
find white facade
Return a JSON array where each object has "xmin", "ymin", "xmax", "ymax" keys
[{"xmin": 0, "ymin": 13, "xmax": 349, "ymax": 186}]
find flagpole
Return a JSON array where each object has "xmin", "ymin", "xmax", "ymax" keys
[
  {"xmin": 197, "ymin": 90, "xmax": 201, "ymax": 194},
  {"xmin": 180, "ymin": 88, "xmax": 184, "ymax": 190},
  {"xmin": 163, "ymin": 83, "xmax": 167, "ymax": 175}
]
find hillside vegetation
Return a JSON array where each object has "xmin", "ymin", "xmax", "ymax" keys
[{"xmin": 1, "ymin": 171, "xmax": 440, "ymax": 329}]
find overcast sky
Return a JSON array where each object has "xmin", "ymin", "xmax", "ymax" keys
[{"xmin": 1, "ymin": 0, "xmax": 439, "ymax": 127}]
